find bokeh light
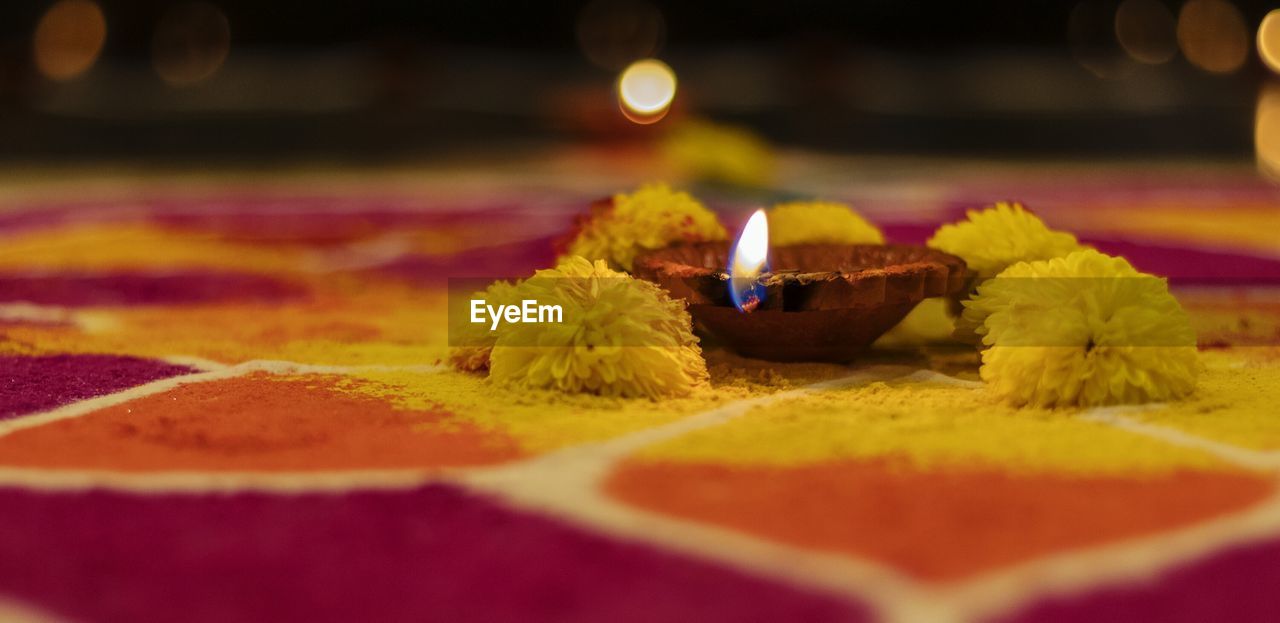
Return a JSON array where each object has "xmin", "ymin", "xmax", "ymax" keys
[
  {"xmin": 1258, "ymin": 10, "xmax": 1280, "ymax": 74},
  {"xmin": 616, "ymin": 58, "xmax": 676, "ymax": 124},
  {"xmin": 1068, "ymin": 0, "xmax": 1134, "ymax": 79},
  {"xmin": 1114, "ymin": 0, "xmax": 1176, "ymax": 64},
  {"xmin": 1177, "ymin": 0, "xmax": 1248, "ymax": 74},
  {"xmin": 152, "ymin": 2, "xmax": 231, "ymax": 87},
  {"xmin": 33, "ymin": 0, "xmax": 107, "ymax": 81},
  {"xmin": 577, "ymin": 0, "xmax": 665, "ymax": 71},
  {"xmin": 1255, "ymin": 81, "xmax": 1280, "ymax": 178}
]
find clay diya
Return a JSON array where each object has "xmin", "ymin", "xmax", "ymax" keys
[{"xmin": 634, "ymin": 212, "xmax": 970, "ymax": 362}]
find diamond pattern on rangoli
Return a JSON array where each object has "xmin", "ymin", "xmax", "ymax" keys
[{"xmin": 0, "ymin": 180, "xmax": 1278, "ymax": 622}]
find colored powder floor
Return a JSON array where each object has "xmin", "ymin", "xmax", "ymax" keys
[{"xmin": 1, "ymin": 159, "xmax": 1279, "ymax": 623}]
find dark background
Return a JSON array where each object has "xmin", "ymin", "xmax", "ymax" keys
[{"xmin": 0, "ymin": 0, "xmax": 1273, "ymax": 162}]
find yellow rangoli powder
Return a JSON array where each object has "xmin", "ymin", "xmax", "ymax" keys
[
  {"xmin": 344, "ymin": 352, "xmax": 857, "ymax": 452},
  {"xmin": 633, "ymin": 377, "xmax": 1234, "ymax": 476},
  {"xmin": 1136, "ymin": 348, "xmax": 1280, "ymax": 450},
  {"xmin": 0, "ymin": 223, "xmax": 309, "ymax": 273}
]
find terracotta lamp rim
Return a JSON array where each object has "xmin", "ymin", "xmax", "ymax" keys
[{"xmin": 633, "ymin": 241, "xmax": 971, "ymax": 362}]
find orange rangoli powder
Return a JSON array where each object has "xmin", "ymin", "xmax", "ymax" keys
[
  {"xmin": 606, "ymin": 459, "xmax": 1274, "ymax": 580},
  {"xmin": 0, "ymin": 373, "xmax": 523, "ymax": 471}
]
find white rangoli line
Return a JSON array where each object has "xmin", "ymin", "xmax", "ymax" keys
[
  {"xmin": 0, "ymin": 361, "xmax": 952, "ymax": 623},
  {"xmin": 0, "ymin": 358, "xmax": 447, "ymax": 440},
  {"xmin": 229, "ymin": 360, "xmax": 448, "ymax": 375},
  {"xmin": 919, "ymin": 385, "xmax": 1280, "ymax": 623},
  {"xmin": 452, "ymin": 365, "xmax": 1280, "ymax": 623},
  {"xmin": 934, "ymin": 484, "xmax": 1280, "ymax": 623},
  {"xmin": 3, "ymin": 356, "xmax": 1280, "ymax": 623},
  {"xmin": 455, "ymin": 364, "xmax": 959, "ymax": 623},
  {"xmin": 1082, "ymin": 405, "xmax": 1280, "ymax": 470},
  {"xmin": 158, "ymin": 355, "xmax": 231, "ymax": 371},
  {"xmin": 899, "ymin": 368, "xmax": 983, "ymax": 388},
  {"xmin": 0, "ymin": 367, "xmax": 249, "ymax": 440},
  {"xmin": 0, "ymin": 361, "xmax": 945, "ymax": 621},
  {"xmin": 0, "ymin": 357, "xmax": 452, "ymax": 491}
]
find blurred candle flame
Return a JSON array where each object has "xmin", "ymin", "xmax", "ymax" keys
[
  {"xmin": 617, "ymin": 58, "xmax": 676, "ymax": 124},
  {"xmin": 728, "ymin": 209, "xmax": 769, "ymax": 313}
]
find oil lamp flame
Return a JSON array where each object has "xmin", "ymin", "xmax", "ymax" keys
[{"xmin": 729, "ymin": 208, "xmax": 769, "ymax": 313}]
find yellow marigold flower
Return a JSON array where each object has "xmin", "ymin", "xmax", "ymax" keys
[
  {"xmin": 448, "ymin": 280, "xmax": 521, "ymax": 372},
  {"xmin": 489, "ymin": 256, "xmax": 708, "ymax": 399},
  {"xmin": 875, "ymin": 298, "xmax": 956, "ymax": 347},
  {"xmin": 767, "ymin": 201, "xmax": 884, "ymax": 246},
  {"xmin": 660, "ymin": 119, "xmax": 775, "ymax": 187},
  {"xmin": 964, "ymin": 249, "xmax": 1198, "ymax": 407},
  {"xmin": 561, "ymin": 183, "xmax": 727, "ymax": 271},
  {"xmin": 927, "ymin": 202, "xmax": 1082, "ymax": 279}
]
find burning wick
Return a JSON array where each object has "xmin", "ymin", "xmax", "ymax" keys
[{"xmin": 729, "ymin": 208, "xmax": 769, "ymax": 313}]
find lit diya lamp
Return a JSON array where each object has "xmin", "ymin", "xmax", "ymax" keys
[{"xmin": 634, "ymin": 209, "xmax": 971, "ymax": 362}]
